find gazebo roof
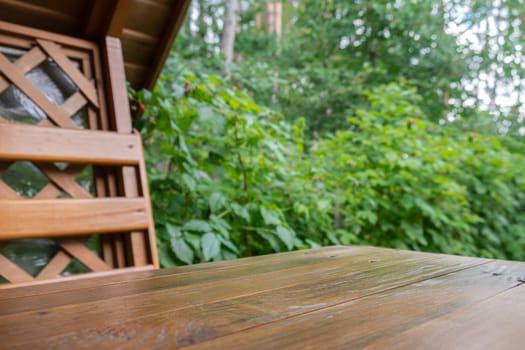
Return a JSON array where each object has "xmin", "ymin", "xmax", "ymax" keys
[{"xmin": 0, "ymin": 0, "xmax": 191, "ymax": 90}]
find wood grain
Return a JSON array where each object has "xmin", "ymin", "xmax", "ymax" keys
[
  {"xmin": 181, "ymin": 261, "xmax": 525, "ymax": 350},
  {"xmin": 103, "ymin": 36, "xmax": 154, "ymax": 268},
  {"xmin": 363, "ymin": 285, "xmax": 525, "ymax": 350},
  {"xmin": 0, "ymin": 246, "xmax": 382, "ymax": 310},
  {"xmin": 0, "ymin": 123, "xmax": 142, "ymax": 165},
  {"xmin": 0, "ymin": 245, "xmax": 360, "ymax": 299},
  {"xmin": 0, "ymin": 249, "xmax": 483, "ymax": 348},
  {"xmin": 1, "ymin": 246, "xmax": 523, "ymax": 350},
  {"xmin": 0, "ymin": 198, "xmax": 148, "ymax": 239},
  {"xmin": 0, "ymin": 254, "xmax": 34, "ymax": 283}
]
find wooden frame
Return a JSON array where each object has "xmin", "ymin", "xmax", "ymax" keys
[{"xmin": 0, "ymin": 20, "xmax": 158, "ymax": 285}]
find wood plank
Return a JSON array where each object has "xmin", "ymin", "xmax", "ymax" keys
[
  {"xmin": 174, "ymin": 260, "xmax": 525, "ymax": 350},
  {"xmin": 33, "ymin": 183, "xmax": 61, "ymax": 199},
  {"xmin": 0, "ymin": 247, "xmax": 392, "ymax": 315},
  {"xmin": 0, "ymin": 32, "xmax": 32, "ymax": 50},
  {"xmin": 0, "ymin": 180, "xmax": 21, "ymax": 199},
  {"xmin": 103, "ymin": 36, "xmax": 152, "ymax": 267},
  {"xmin": 121, "ymin": 28, "xmax": 158, "ymax": 45},
  {"xmin": 36, "ymin": 163, "xmax": 92, "ymax": 199},
  {"xmin": 0, "ymin": 198, "xmax": 148, "ymax": 239},
  {"xmin": 37, "ymin": 39, "xmax": 99, "ymax": 107},
  {"xmin": 0, "ymin": 46, "xmax": 46, "ymax": 94},
  {"xmin": 0, "ymin": 245, "xmax": 358, "ymax": 300},
  {"xmin": 0, "ymin": 20, "xmax": 98, "ymax": 51},
  {"xmin": 1, "ymin": 265, "xmax": 155, "ymax": 290},
  {"xmin": 0, "ymin": 123, "xmax": 142, "ymax": 165},
  {"xmin": 106, "ymin": 0, "xmax": 134, "ymax": 37},
  {"xmin": 103, "ymin": 36, "xmax": 132, "ymax": 133},
  {"xmin": 59, "ymin": 239, "xmax": 111, "ymax": 272},
  {"xmin": 13, "ymin": 46, "xmax": 47, "ymax": 73},
  {"xmin": 0, "ymin": 0, "xmax": 79, "ymax": 32},
  {"xmin": 138, "ymin": 136, "xmax": 159, "ymax": 268},
  {"xmin": 0, "ymin": 254, "xmax": 34, "ymax": 283},
  {"xmin": 60, "ymin": 91, "xmax": 88, "ymax": 117},
  {"xmin": 83, "ymin": 0, "xmax": 116, "ymax": 39},
  {"xmin": 141, "ymin": 0, "xmax": 192, "ymax": 89},
  {"xmin": 35, "ymin": 251, "xmax": 72, "ymax": 280},
  {"xmin": 0, "ymin": 250, "xmax": 485, "ymax": 347},
  {"xmin": 364, "ymin": 284, "xmax": 525, "ymax": 350},
  {"xmin": 0, "ymin": 53, "xmax": 78, "ymax": 128}
]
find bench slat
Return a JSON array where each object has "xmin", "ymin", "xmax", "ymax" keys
[
  {"xmin": 0, "ymin": 123, "xmax": 142, "ymax": 165},
  {"xmin": 0, "ymin": 198, "xmax": 148, "ymax": 239}
]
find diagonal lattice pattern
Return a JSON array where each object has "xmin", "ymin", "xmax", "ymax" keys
[{"xmin": 0, "ymin": 39, "xmax": 111, "ymax": 283}]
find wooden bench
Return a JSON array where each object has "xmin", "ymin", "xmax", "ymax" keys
[{"xmin": 0, "ymin": 17, "xmax": 159, "ymax": 285}]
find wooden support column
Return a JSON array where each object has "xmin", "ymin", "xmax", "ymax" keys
[{"xmin": 102, "ymin": 36, "xmax": 158, "ymax": 268}]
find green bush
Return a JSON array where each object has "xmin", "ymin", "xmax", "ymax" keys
[{"xmin": 135, "ymin": 68, "xmax": 525, "ymax": 266}]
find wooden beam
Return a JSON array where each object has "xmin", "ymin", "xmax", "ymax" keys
[
  {"xmin": 83, "ymin": 0, "xmax": 117, "ymax": 39},
  {"xmin": 0, "ymin": 20, "xmax": 98, "ymax": 51},
  {"xmin": 0, "ymin": 198, "xmax": 149, "ymax": 240},
  {"xmin": 103, "ymin": 36, "xmax": 154, "ymax": 267},
  {"xmin": 103, "ymin": 37, "xmax": 132, "ymax": 132},
  {"xmin": 142, "ymin": 0, "xmax": 192, "ymax": 90},
  {"xmin": 0, "ymin": 123, "xmax": 142, "ymax": 166},
  {"xmin": 106, "ymin": 0, "xmax": 134, "ymax": 37}
]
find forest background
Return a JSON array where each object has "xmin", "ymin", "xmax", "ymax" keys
[{"xmin": 133, "ymin": 0, "xmax": 525, "ymax": 266}]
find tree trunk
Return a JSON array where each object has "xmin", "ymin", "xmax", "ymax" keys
[
  {"xmin": 197, "ymin": 0, "xmax": 206, "ymax": 41},
  {"xmin": 265, "ymin": 2, "xmax": 282, "ymax": 36},
  {"xmin": 221, "ymin": 0, "xmax": 239, "ymax": 67}
]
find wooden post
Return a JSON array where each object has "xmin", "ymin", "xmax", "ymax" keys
[{"xmin": 102, "ymin": 36, "xmax": 159, "ymax": 268}]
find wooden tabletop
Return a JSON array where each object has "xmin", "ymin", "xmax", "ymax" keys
[{"xmin": 0, "ymin": 245, "xmax": 524, "ymax": 349}]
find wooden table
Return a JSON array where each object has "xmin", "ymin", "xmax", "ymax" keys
[{"xmin": 1, "ymin": 245, "xmax": 524, "ymax": 349}]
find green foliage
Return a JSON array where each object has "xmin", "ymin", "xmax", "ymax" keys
[
  {"xmin": 314, "ymin": 83, "xmax": 525, "ymax": 259},
  {"xmin": 135, "ymin": 62, "xmax": 525, "ymax": 265},
  {"xmin": 137, "ymin": 0, "xmax": 525, "ymax": 265},
  {"xmin": 135, "ymin": 65, "xmax": 313, "ymax": 265}
]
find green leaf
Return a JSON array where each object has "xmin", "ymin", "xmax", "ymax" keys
[
  {"xmin": 184, "ymin": 232, "xmax": 202, "ymax": 251},
  {"xmin": 202, "ymin": 232, "xmax": 220, "ymax": 261},
  {"xmin": 170, "ymin": 238, "xmax": 194, "ymax": 264},
  {"xmin": 181, "ymin": 173, "xmax": 196, "ymax": 192},
  {"xmin": 261, "ymin": 207, "xmax": 281, "ymax": 226},
  {"xmin": 257, "ymin": 231, "xmax": 281, "ymax": 252},
  {"xmin": 306, "ymin": 239, "xmax": 321, "ymax": 248},
  {"xmin": 183, "ymin": 219, "xmax": 212, "ymax": 232},
  {"xmin": 209, "ymin": 192, "xmax": 226, "ymax": 213},
  {"xmin": 165, "ymin": 223, "xmax": 182, "ymax": 239},
  {"xmin": 218, "ymin": 235, "xmax": 240, "ymax": 254},
  {"xmin": 276, "ymin": 226, "xmax": 294, "ymax": 250},
  {"xmin": 231, "ymin": 202, "xmax": 251, "ymax": 222},
  {"xmin": 158, "ymin": 247, "xmax": 178, "ymax": 267}
]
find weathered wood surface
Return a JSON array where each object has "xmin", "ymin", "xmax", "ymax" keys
[{"xmin": 0, "ymin": 245, "xmax": 523, "ymax": 350}]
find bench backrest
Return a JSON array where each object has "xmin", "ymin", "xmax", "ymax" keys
[{"xmin": 0, "ymin": 21, "xmax": 158, "ymax": 286}]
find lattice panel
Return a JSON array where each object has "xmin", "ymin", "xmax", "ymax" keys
[
  {"xmin": 0, "ymin": 41, "xmax": 95, "ymax": 128},
  {"xmin": 0, "ymin": 160, "xmax": 113, "ymax": 283},
  {"xmin": 0, "ymin": 37, "xmax": 109, "ymax": 284},
  {"xmin": 0, "ymin": 24, "xmax": 157, "ymax": 286}
]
